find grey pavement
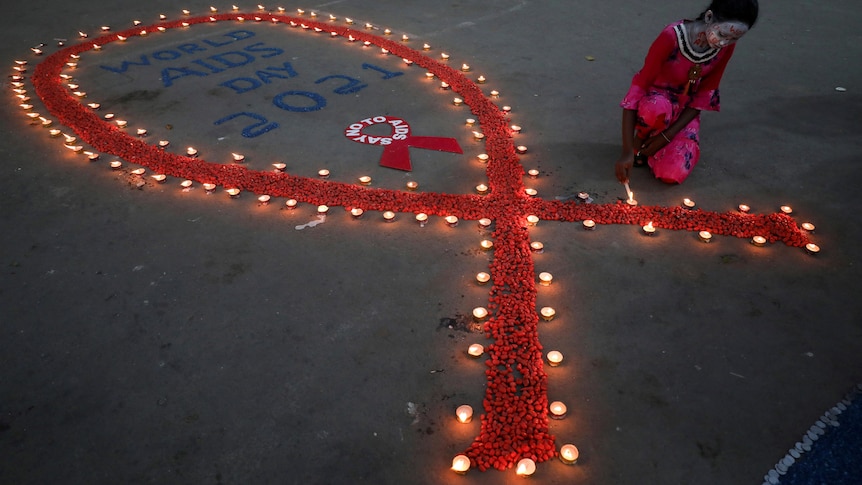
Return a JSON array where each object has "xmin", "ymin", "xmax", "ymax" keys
[{"xmin": 1, "ymin": 1, "xmax": 861, "ymax": 484}]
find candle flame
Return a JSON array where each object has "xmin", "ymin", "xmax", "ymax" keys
[{"xmin": 452, "ymin": 455, "xmax": 470, "ymax": 472}]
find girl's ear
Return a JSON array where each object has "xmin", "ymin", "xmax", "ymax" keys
[{"xmin": 704, "ymin": 9, "xmax": 714, "ymax": 24}]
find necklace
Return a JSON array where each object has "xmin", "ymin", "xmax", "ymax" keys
[
  {"xmin": 683, "ymin": 64, "xmax": 702, "ymax": 96},
  {"xmin": 674, "ymin": 22, "xmax": 720, "ymax": 63}
]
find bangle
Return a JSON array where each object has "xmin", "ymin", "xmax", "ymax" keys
[{"xmin": 661, "ymin": 132, "xmax": 672, "ymax": 143}]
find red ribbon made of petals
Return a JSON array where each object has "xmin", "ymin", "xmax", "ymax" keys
[{"xmin": 344, "ymin": 115, "xmax": 462, "ymax": 171}]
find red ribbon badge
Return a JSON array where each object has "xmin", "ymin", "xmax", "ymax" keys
[{"xmin": 344, "ymin": 116, "xmax": 463, "ymax": 171}]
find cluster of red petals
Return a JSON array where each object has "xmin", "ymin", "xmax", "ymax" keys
[
  {"xmin": 463, "ymin": 215, "xmax": 557, "ymax": 471},
  {"xmin": 27, "ymin": 12, "xmax": 811, "ymax": 475},
  {"xmin": 529, "ymin": 198, "xmax": 812, "ymax": 247}
]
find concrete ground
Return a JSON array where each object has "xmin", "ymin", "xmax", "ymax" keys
[{"xmin": 1, "ymin": 1, "xmax": 860, "ymax": 484}]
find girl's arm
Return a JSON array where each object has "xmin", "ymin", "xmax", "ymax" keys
[
  {"xmin": 638, "ymin": 106, "xmax": 700, "ymax": 156},
  {"xmin": 616, "ymin": 104, "xmax": 697, "ymax": 181},
  {"xmin": 614, "ymin": 108, "xmax": 638, "ymax": 183}
]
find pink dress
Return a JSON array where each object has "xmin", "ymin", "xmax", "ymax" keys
[{"xmin": 621, "ymin": 20, "xmax": 736, "ymax": 183}]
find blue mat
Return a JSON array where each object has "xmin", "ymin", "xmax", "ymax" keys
[{"xmin": 763, "ymin": 384, "xmax": 862, "ymax": 485}]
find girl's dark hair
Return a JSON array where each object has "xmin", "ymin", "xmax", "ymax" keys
[{"xmin": 697, "ymin": 0, "xmax": 759, "ymax": 28}]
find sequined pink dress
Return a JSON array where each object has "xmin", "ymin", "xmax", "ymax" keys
[{"xmin": 621, "ymin": 20, "xmax": 736, "ymax": 183}]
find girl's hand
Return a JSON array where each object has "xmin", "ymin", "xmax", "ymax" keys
[
  {"xmin": 615, "ymin": 152, "xmax": 634, "ymax": 183},
  {"xmin": 639, "ymin": 133, "xmax": 670, "ymax": 157}
]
